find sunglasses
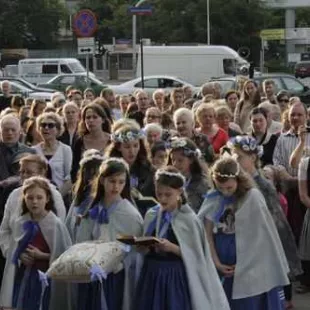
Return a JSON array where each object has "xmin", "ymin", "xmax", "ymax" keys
[
  {"xmin": 147, "ymin": 114, "xmax": 161, "ymax": 119},
  {"xmin": 279, "ymin": 99, "xmax": 289, "ymax": 103},
  {"xmin": 40, "ymin": 122, "xmax": 57, "ymax": 129}
]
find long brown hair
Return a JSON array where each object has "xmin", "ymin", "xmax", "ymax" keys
[
  {"xmin": 211, "ymin": 157, "xmax": 254, "ymax": 198},
  {"xmin": 78, "ymin": 103, "xmax": 111, "ymax": 136},
  {"xmin": 21, "ymin": 176, "xmax": 57, "ymax": 215}
]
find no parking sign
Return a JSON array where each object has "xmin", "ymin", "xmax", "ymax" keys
[{"xmin": 73, "ymin": 9, "xmax": 98, "ymax": 37}]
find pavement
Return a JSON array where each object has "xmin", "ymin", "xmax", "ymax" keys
[{"xmin": 293, "ymin": 290, "xmax": 310, "ymax": 309}]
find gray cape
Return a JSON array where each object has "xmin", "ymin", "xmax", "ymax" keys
[
  {"xmin": 0, "ymin": 211, "xmax": 72, "ymax": 309},
  {"xmin": 254, "ymin": 173, "xmax": 303, "ymax": 276},
  {"xmin": 74, "ymin": 198, "xmax": 144, "ymax": 310},
  {"xmin": 143, "ymin": 204, "xmax": 230, "ymax": 310},
  {"xmin": 198, "ymin": 188, "xmax": 289, "ymax": 299}
]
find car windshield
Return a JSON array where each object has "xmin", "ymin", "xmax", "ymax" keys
[
  {"xmin": 68, "ymin": 62, "xmax": 86, "ymax": 73},
  {"xmin": 296, "ymin": 62, "xmax": 310, "ymax": 69}
]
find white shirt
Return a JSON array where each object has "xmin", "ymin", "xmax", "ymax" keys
[
  {"xmin": 0, "ymin": 184, "xmax": 66, "ymax": 257},
  {"xmin": 32, "ymin": 142, "xmax": 72, "ymax": 188}
]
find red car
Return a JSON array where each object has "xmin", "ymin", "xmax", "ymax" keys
[{"xmin": 295, "ymin": 61, "xmax": 310, "ymax": 79}]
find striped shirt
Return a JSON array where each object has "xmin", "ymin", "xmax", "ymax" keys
[{"xmin": 273, "ymin": 130, "xmax": 310, "ymax": 176}]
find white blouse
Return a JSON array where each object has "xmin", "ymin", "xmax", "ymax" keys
[{"xmin": 32, "ymin": 141, "xmax": 72, "ymax": 189}]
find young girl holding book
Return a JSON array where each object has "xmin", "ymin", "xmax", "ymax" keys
[
  {"xmin": 76, "ymin": 157, "xmax": 143, "ymax": 310},
  {"xmin": 134, "ymin": 166, "xmax": 230, "ymax": 310},
  {"xmin": 66, "ymin": 151, "xmax": 104, "ymax": 243},
  {"xmin": 0, "ymin": 176, "xmax": 72, "ymax": 310},
  {"xmin": 199, "ymin": 157, "xmax": 289, "ymax": 310}
]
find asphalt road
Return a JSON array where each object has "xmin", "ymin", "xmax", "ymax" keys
[{"xmin": 293, "ymin": 289, "xmax": 309, "ymax": 309}]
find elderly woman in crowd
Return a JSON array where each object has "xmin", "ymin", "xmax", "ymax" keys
[
  {"xmin": 144, "ymin": 123, "xmax": 163, "ymax": 147},
  {"xmin": 215, "ymin": 106, "xmax": 241, "ymax": 138},
  {"xmin": 173, "ymin": 107, "xmax": 214, "ymax": 164},
  {"xmin": 33, "ymin": 112, "xmax": 72, "ymax": 196},
  {"xmin": 195, "ymin": 103, "xmax": 229, "ymax": 155}
]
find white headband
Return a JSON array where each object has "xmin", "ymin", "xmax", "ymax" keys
[
  {"xmin": 100, "ymin": 157, "xmax": 130, "ymax": 173},
  {"xmin": 213, "ymin": 162, "xmax": 240, "ymax": 178},
  {"xmin": 155, "ymin": 169, "xmax": 186, "ymax": 185},
  {"xmin": 79, "ymin": 154, "xmax": 105, "ymax": 167}
]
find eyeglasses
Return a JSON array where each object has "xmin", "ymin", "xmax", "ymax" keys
[
  {"xmin": 40, "ymin": 122, "xmax": 57, "ymax": 129},
  {"xmin": 279, "ymin": 99, "xmax": 289, "ymax": 103}
]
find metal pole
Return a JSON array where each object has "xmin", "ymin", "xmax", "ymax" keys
[
  {"xmin": 260, "ymin": 38, "xmax": 264, "ymax": 74},
  {"xmin": 207, "ymin": 0, "xmax": 210, "ymax": 45},
  {"xmin": 132, "ymin": 15, "xmax": 137, "ymax": 75},
  {"xmin": 86, "ymin": 53, "xmax": 90, "ymax": 86},
  {"xmin": 132, "ymin": 0, "xmax": 147, "ymax": 75},
  {"xmin": 140, "ymin": 16, "xmax": 144, "ymax": 88}
]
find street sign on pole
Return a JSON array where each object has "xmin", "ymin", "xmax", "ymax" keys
[
  {"xmin": 128, "ymin": 5, "xmax": 153, "ymax": 15},
  {"xmin": 73, "ymin": 9, "xmax": 98, "ymax": 37},
  {"xmin": 77, "ymin": 37, "xmax": 95, "ymax": 86},
  {"xmin": 260, "ymin": 29, "xmax": 285, "ymax": 41}
]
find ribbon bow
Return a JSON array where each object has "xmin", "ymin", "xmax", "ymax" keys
[
  {"xmin": 90, "ymin": 264, "xmax": 107, "ymax": 282},
  {"xmin": 12, "ymin": 220, "xmax": 39, "ymax": 265},
  {"xmin": 89, "ymin": 205, "xmax": 109, "ymax": 224},
  {"xmin": 146, "ymin": 206, "xmax": 173, "ymax": 238}
]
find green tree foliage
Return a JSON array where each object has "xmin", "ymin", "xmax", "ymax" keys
[
  {"xmin": 78, "ymin": 0, "xmax": 281, "ymax": 62},
  {"xmin": 0, "ymin": 0, "xmax": 67, "ymax": 48}
]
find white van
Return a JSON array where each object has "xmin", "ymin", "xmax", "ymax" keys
[
  {"xmin": 18, "ymin": 58, "xmax": 90, "ymax": 84},
  {"xmin": 136, "ymin": 45, "xmax": 249, "ymax": 86}
]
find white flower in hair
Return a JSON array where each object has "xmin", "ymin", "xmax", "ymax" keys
[
  {"xmin": 127, "ymin": 131, "xmax": 133, "ymax": 140},
  {"xmin": 170, "ymin": 138, "xmax": 187, "ymax": 148},
  {"xmin": 242, "ymin": 145, "xmax": 250, "ymax": 152},
  {"xmin": 155, "ymin": 169, "xmax": 186, "ymax": 185}
]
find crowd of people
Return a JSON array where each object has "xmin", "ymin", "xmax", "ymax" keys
[{"xmin": 0, "ymin": 77, "xmax": 308, "ymax": 310}]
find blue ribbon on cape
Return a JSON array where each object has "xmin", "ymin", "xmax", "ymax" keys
[
  {"xmin": 89, "ymin": 201, "xmax": 120, "ymax": 224},
  {"xmin": 12, "ymin": 220, "xmax": 39, "ymax": 265},
  {"xmin": 203, "ymin": 191, "xmax": 235, "ymax": 224},
  {"xmin": 146, "ymin": 205, "xmax": 173, "ymax": 238}
]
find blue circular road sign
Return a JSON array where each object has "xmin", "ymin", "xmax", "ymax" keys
[{"xmin": 73, "ymin": 9, "xmax": 98, "ymax": 37}]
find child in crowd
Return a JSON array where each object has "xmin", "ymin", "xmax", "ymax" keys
[
  {"xmin": 76, "ymin": 157, "xmax": 143, "ymax": 310},
  {"xmin": 149, "ymin": 141, "xmax": 168, "ymax": 170},
  {"xmin": 135, "ymin": 166, "xmax": 230, "ymax": 310},
  {"xmin": 167, "ymin": 137, "xmax": 210, "ymax": 213},
  {"xmin": 199, "ymin": 157, "xmax": 289, "ymax": 310},
  {"xmin": 0, "ymin": 177, "xmax": 71, "ymax": 310},
  {"xmin": 66, "ymin": 151, "xmax": 104, "ymax": 243}
]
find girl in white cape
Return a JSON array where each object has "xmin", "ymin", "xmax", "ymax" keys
[
  {"xmin": 0, "ymin": 176, "xmax": 72, "ymax": 310},
  {"xmin": 199, "ymin": 157, "xmax": 289, "ymax": 310},
  {"xmin": 134, "ymin": 166, "xmax": 229, "ymax": 310}
]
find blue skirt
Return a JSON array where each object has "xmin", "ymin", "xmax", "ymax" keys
[
  {"xmin": 214, "ymin": 232, "xmax": 285, "ymax": 310},
  {"xmin": 135, "ymin": 255, "xmax": 192, "ymax": 310},
  {"xmin": 13, "ymin": 265, "xmax": 50, "ymax": 310},
  {"xmin": 77, "ymin": 269, "xmax": 125, "ymax": 310}
]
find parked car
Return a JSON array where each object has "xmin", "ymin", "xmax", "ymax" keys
[
  {"xmin": 0, "ymin": 77, "xmax": 56, "ymax": 93},
  {"xmin": 211, "ymin": 73, "xmax": 310, "ymax": 104},
  {"xmin": 0, "ymin": 81, "xmax": 53, "ymax": 101},
  {"xmin": 37, "ymin": 73, "xmax": 107, "ymax": 96},
  {"xmin": 106, "ymin": 75, "xmax": 200, "ymax": 95},
  {"xmin": 295, "ymin": 61, "xmax": 310, "ymax": 79}
]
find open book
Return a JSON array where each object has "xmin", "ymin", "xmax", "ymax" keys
[{"xmin": 117, "ymin": 235, "xmax": 160, "ymax": 246}]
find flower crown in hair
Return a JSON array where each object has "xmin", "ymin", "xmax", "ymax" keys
[
  {"xmin": 227, "ymin": 135, "xmax": 264, "ymax": 158},
  {"xmin": 111, "ymin": 130, "xmax": 144, "ymax": 143},
  {"xmin": 213, "ymin": 162, "xmax": 240, "ymax": 179},
  {"xmin": 166, "ymin": 137, "xmax": 202, "ymax": 158},
  {"xmin": 155, "ymin": 169, "xmax": 186, "ymax": 186},
  {"xmin": 99, "ymin": 157, "xmax": 129, "ymax": 173}
]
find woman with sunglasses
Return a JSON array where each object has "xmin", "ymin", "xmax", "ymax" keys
[
  {"xmin": 32, "ymin": 112, "xmax": 72, "ymax": 197},
  {"xmin": 276, "ymin": 91, "xmax": 290, "ymax": 113}
]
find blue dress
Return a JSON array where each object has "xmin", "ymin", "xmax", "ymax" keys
[
  {"xmin": 77, "ymin": 270, "xmax": 125, "ymax": 310},
  {"xmin": 215, "ymin": 229, "xmax": 285, "ymax": 309},
  {"xmin": 134, "ymin": 225, "xmax": 192, "ymax": 310}
]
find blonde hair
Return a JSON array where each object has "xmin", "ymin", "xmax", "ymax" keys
[
  {"xmin": 195, "ymin": 103, "xmax": 215, "ymax": 120},
  {"xmin": 215, "ymin": 105, "xmax": 233, "ymax": 119},
  {"xmin": 36, "ymin": 111, "xmax": 65, "ymax": 136},
  {"xmin": 173, "ymin": 108, "xmax": 194, "ymax": 125}
]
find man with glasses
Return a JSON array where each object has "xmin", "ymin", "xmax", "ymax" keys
[
  {"xmin": 144, "ymin": 107, "xmax": 162, "ymax": 125},
  {"xmin": 276, "ymin": 90, "xmax": 290, "ymax": 113}
]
